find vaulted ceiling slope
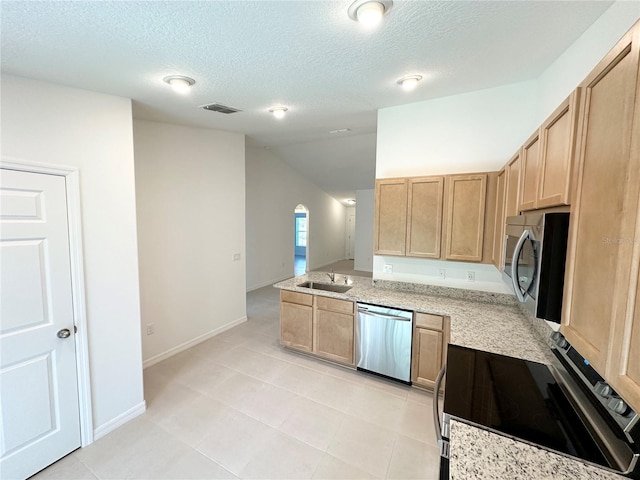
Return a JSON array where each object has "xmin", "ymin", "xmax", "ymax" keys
[{"xmin": 0, "ymin": 1, "xmax": 614, "ymax": 202}]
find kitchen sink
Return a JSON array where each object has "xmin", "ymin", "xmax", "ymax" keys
[{"xmin": 297, "ymin": 281, "xmax": 352, "ymax": 293}]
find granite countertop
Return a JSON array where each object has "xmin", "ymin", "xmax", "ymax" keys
[
  {"xmin": 449, "ymin": 420, "xmax": 624, "ymax": 479},
  {"xmin": 274, "ymin": 271, "xmax": 553, "ymax": 365},
  {"xmin": 274, "ymin": 271, "xmax": 622, "ymax": 479}
]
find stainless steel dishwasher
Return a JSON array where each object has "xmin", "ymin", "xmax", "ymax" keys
[{"xmin": 356, "ymin": 303, "xmax": 413, "ymax": 383}]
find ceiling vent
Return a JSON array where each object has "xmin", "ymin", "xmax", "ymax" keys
[{"xmin": 201, "ymin": 103, "xmax": 242, "ymax": 114}]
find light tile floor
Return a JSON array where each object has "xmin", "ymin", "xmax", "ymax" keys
[{"xmin": 32, "ymin": 286, "xmax": 440, "ymax": 480}]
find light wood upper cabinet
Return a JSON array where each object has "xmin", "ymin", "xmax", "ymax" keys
[
  {"xmin": 374, "ymin": 179, "xmax": 408, "ymax": 256},
  {"xmin": 561, "ymin": 22, "xmax": 640, "ymax": 380},
  {"xmin": 609, "ymin": 265, "xmax": 640, "ymax": 413},
  {"xmin": 536, "ymin": 90, "xmax": 581, "ymax": 209},
  {"xmin": 492, "ymin": 168, "xmax": 507, "ymax": 269},
  {"xmin": 505, "ymin": 151, "xmax": 521, "ymax": 218},
  {"xmin": 406, "ymin": 176, "xmax": 444, "ymax": 258},
  {"xmin": 519, "ymin": 132, "xmax": 541, "ymax": 211},
  {"xmin": 444, "ymin": 174, "xmax": 487, "ymax": 262}
]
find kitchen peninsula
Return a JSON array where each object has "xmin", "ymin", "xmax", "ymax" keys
[{"xmin": 274, "ymin": 272, "xmax": 624, "ymax": 480}]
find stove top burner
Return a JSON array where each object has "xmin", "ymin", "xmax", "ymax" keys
[{"xmin": 443, "ymin": 345, "xmax": 611, "ymax": 469}]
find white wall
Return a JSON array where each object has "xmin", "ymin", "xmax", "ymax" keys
[
  {"xmin": 536, "ymin": 1, "xmax": 640, "ymax": 122},
  {"xmin": 1, "ymin": 75, "xmax": 144, "ymax": 434},
  {"xmin": 246, "ymin": 145, "xmax": 346, "ymax": 291},
  {"xmin": 133, "ymin": 120, "xmax": 246, "ymax": 365},
  {"xmin": 355, "ymin": 189, "xmax": 374, "ymax": 272},
  {"xmin": 376, "ymin": 80, "xmax": 539, "ymax": 179}
]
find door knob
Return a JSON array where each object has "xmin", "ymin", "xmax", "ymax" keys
[{"xmin": 57, "ymin": 328, "xmax": 71, "ymax": 339}]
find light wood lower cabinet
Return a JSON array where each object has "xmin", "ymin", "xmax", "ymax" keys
[
  {"xmin": 314, "ymin": 296, "xmax": 355, "ymax": 364},
  {"xmin": 280, "ymin": 292, "xmax": 355, "ymax": 365},
  {"xmin": 280, "ymin": 293, "xmax": 313, "ymax": 353},
  {"xmin": 411, "ymin": 313, "xmax": 450, "ymax": 390}
]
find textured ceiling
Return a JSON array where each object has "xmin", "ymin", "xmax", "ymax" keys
[{"xmin": 0, "ymin": 1, "xmax": 614, "ymax": 203}]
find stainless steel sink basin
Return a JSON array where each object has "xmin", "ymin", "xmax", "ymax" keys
[{"xmin": 297, "ymin": 281, "xmax": 352, "ymax": 293}]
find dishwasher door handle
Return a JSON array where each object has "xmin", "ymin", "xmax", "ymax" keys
[{"xmin": 357, "ymin": 308, "xmax": 411, "ymax": 321}]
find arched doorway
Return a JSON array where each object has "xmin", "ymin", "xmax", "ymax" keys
[{"xmin": 294, "ymin": 205, "xmax": 308, "ymax": 276}]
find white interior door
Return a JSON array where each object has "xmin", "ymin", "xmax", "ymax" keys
[
  {"xmin": 347, "ymin": 214, "xmax": 356, "ymax": 260},
  {"xmin": 0, "ymin": 169, "xmax": 81, "ymax": 479}
]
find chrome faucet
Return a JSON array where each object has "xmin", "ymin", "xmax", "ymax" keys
[{"xmin": 327, "ymin": 270, "xmax": 335, "ymax": 283}]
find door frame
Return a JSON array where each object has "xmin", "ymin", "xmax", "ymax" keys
[{"xmin": 1, "ymin": 156, "xmax": 94, "ymax": 447}]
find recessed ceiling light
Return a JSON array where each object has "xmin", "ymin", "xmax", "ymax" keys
[
  {"xmin": 163, "ymin": 75, "xmax": 195, "ymax": 94},
  {"xmin": 347, "ymin": 0, "xmax": 393, "ymax": 28},
  {"xmin": 329, "ymin": 128, "xmax": 352, "ymax": 134},
  {"xmin": 346, "ymin": 199, "xmax": 356, "ymax": 205},
  {"xmin": 397, "ymin": 75, "xmax": 423, "ymax": 91},
  {"xmin": 269, "ymin": 107, "xmax": 288, "ymax": 119}
]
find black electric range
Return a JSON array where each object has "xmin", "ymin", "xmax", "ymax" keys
[{"xmin": 435, "ymin": 341, "xmax": 640, "ymax": 478}]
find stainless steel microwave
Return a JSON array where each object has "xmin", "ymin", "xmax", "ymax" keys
[{"xmin": 502, "ymin": 212, "xmax": 570, "ymax": 323}]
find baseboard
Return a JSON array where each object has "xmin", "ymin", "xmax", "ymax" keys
[
  {"xmin": 93, "ymin": 400, "xmax": 146, "ymax": 441},
  {"xmin": 142, "ymin": 315, "xmax": 248, "ymax": 369}
]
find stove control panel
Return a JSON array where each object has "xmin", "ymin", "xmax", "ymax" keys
[{"xmin": 550, "ymin": 332, "xmax": 639, "ymax": 436}]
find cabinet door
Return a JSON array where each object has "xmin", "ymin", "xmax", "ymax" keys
[
  {"xmin": 561, "ymin": 24, "xmax": 640, "ymax": 376},
  {"xmin": 536, "ymin": 89, "xmax": 581, "ymax": 209},
  {"xmin": 314, "ymin": 309, "xmax": 354, "ymax": 365},
  {"xmin": 444, "ymin": 174, "xmax": 487, "ymax": 262},
  {"xmin": 609, "ymin": 267, "xmax": 640, "ymax": 413},
  {"xmin": 374, "ymin": 178, "xmax": 408, "ymax": 256},
  {"xmin": 280, "ymin": 302, "xmax": 313, "ymax": 352},
  {"xmin": 492, "ymin": 168, "xmax": 507, "ymax": 269},
  {"xmin": 406, "ymin": 176, "xmax": 444, "ymax": 258},
  {"xmin": 411, "ymin": 328, "xmax": 443, "ymax": 388},
  {"xmin": 519, "ymin": 132, "xmax": 541, "ymax": 211},
  {"xmin": 505, "ymin": 152, "xmax": 521, "ymax": 217}
]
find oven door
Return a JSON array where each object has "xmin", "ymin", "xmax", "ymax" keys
[{"xmin": 504, "ymin": 229, "xmax": 538, "ymax": 302}]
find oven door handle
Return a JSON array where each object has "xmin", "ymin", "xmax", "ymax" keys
[
  {"xmin": 433, "ymin": 364, "xmax": 446, "ymax": 443},
  {"xmin": 511, "ymin": 229, "xmax": 532, "ymax": 303}
]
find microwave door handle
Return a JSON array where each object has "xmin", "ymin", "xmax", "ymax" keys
[{"xmin": 511, "ymin": 229, "xmax": 532, "ymax": 302}]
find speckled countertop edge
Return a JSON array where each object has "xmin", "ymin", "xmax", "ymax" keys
[
  {"xmin": 274, "ymin": 272, "xmax": 554, "ymax": 365},
  {"xmin": 449, "ymin": 420, "xmax": 625, "ymax": 480}
]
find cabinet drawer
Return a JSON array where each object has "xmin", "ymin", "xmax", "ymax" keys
[
  {"xmin": 415, "ymin": 312, "xmax": 444, "ymax": 330},
  {"xmin": 316, "ymin": 296, "xmax": 354, "ymax": 315},
  {"xmin": 281, "ymin": 290, "xmax": 313, "ymax": 306}
]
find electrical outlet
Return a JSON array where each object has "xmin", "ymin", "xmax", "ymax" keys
[
  {"xmin": 232, "ymin": 253, "xmax": 241, "ymax": 261},
  {"xmin": 146, "ymin": 324, "xmax": 155, "ymax": 335},
  {"xmin": 383, "ymin": 264, "xmax": 393, "ymax": 274},
  {"xmin": 438, "ymin": 268, "xmax": 446, "ymax": 280},
  {"xmin": 467, "ymin": 271, "xmax": 475, "ymax": 282}
]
